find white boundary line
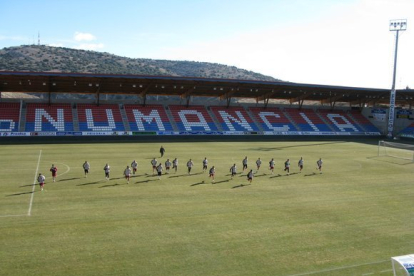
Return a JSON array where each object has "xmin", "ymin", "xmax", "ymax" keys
[
  {"xmin": 283, "ymin": 260, "xmax": 389, "ymax": 276},
  {"xmin": 28, "ymin": 150, "xmax": 42, "ymax": 216},
  {"xmin": 46, "ymin": 162, "xmax": 71, "ymax": 179},
  {"xmin": 57, "ymin": 162, "xmax": 70, "ymax": 178}
]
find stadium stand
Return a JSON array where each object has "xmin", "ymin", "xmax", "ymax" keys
[
  {"xmin": 0, "ymin": 102, "xmax": 20, "ymax": 132},
  {"xmin": 398, "ymin": 122, "xmax": 414, "ymax": 136},
  {"xmin": 248, "ymin": 107, "xmax": 298, "ymax": 132},
  {"xmin": 124, "ymin": 104, "xmax": 173, "ymax": 132},
  {"xmin": 169, "ymin": 105, "xmax": 218, "ymax": 132},
  {"xmin": 317, "ymin": 109, "xmax": 363, "ymax": 132},
  {"xmin": 0, "ymin": 100, "xmax": 386, "ymax": 136},
  {"xmin": 77, "ymin": 104, "xmax": 124, "ymax": 131},
  {"xmin": 210, "ymin": 106, "xmax": 259, "ymax": 132},
  {"xmin": 348, "ymin": 110, "xmax": 381, "ymax": 132},
  {"xmin": 284, "ymin": 108, "xmax": 332, "ymax": 132},
  {"xmin": 25, "ymin": 103, "xmax": 73, "ymax": 132}
]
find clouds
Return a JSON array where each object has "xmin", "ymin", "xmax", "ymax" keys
[
  {"xmin": 44, "ymin": 31, "xmax": 104, "ymax": 51},
  {"xmin": 74, "ymin": 32, "xmax": 96, "ymax": 42},
  {"xmin": 46, "ymin": 32, "xmax": 105, "ymax": 51},
  {"xmin": 72, "ymin": 32, "xmax": 104, "ymax": 51}
]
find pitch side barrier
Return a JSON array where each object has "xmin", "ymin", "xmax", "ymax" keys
[
  {"xmin": 0, "ymin": 130, "xmax": 383, "ymax": 145},
  {"xmin": 0, "ymin": 130, "xmax": 382, "ymax": 137},
  {"xmin": 0, "ymin": 134, "xmax": 385, "ymax": 146}
]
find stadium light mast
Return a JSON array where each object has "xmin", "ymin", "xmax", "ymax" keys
[{"xmin": 387, "ymin": 19, "xmax": 407, "ymax": 138}]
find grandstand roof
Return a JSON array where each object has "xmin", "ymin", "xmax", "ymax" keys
[{"xmin": 1, "ymin": 71, "xmax": 413, "ymax": 106}]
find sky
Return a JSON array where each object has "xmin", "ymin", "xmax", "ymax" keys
[{"xmin": 1, "ymin": 0, "xmax": 413, "ymax": 89}]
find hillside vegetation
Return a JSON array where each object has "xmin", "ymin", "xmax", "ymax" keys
[{"xmin": 0, "ymin": 45, "xmax": 278, "ymax": 81}]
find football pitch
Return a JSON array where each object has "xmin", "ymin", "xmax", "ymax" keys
[{"xmin": 1, "ymin": 140, "xmax": 413, "ymax": 276}]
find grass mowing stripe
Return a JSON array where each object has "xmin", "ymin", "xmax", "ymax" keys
[
  {"xmin": 28, "ymin": 149, "xmax": 42, "ymax": 216},
  {"xmin": 0, "ymin": 214, "xmax": 28, "ymax": 218},
  {"xmin": 283, "ymin": 260, "xmax": 389, "ymax": 276}
]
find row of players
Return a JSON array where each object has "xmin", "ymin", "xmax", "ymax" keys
[{"xmin": 36, "ymin": 157, "xmax": 323, "ymax": 190}]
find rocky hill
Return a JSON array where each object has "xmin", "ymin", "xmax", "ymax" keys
[{"xmin": 0, "ymin": 45, "xmax": 279, "ymax": 82}]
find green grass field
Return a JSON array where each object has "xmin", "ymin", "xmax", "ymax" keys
[{"xmin": 1, "ymin": 140, "xmax": 413, "ymax": 276}]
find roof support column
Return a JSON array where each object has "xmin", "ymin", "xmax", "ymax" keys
[
  {"xmin": 139, "ymin": 83, "xmax": 152, "ymax": 107},
  {"xmin": 95, "ymin": 86, "xmax": 101, "ymax": 106},
  {"xmin": 298, "ymin": 98, "xmax": 304, "ymax": 109},
  {"xmin": 289, "ymin": 92, "xmax": 308, "ymax": 109},
  {"xmin": 264, "ymin": 97, "xmax": 270, "ymax": 109},
  {"xmin": 48, "ymin": 77, "xmax": 52, "ymax": 106},
  {"xmin": 180, "ymin": 88, "xmax": 194, "ymax": 107},
  {"xmin": 186, "ymin": 95, "xmax": 191, "ymax": 107},
  {"xmin": 330, "ymin": 100, "xmax": 336, "ymax": 110},
  {"xmin": 225, "ymin": 94, "xmax": 231, "ymax": 108},
  {"xmin": 257, "ymin": 91, "xmax": 276, "ymax": 109},
  {"xmin": 219, "ymin": 89, "xmax": 236, "ymax": 108}
]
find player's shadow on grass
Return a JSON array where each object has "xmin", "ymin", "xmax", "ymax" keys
[
  {"xmin": 226, "ymin": 173, "xmax": 243, "ymax": 177},
  {"xmin": 248, "ymin": 141, "xmax": 343, "ymax": 151},
  {"xmin": 214, "ymin": 179, "xmax": 229, "ymax": 184},
  {"xmin": 99, "ymin": 183, "xmax": 128, "ymax": 188},
  {"xmin": 232, "ymin": 183, "xmax": 251, "ymax": 189},
  {"xmin": 169, "ymin": 172, "xmax": 203, "ymax": 178},
  {"xmin": 110, "ymin": 176, "xmax": 125, "ymax": 180},
  {"xmin": 190, "ymin": 181, "xmax": 205, "ymax": 186},
  {"xmin": 304, "ymin": 172, "xmax": 318, "ymax": 177},
  {"xmin": 77, "ymin": 180, "xmax": 104, "ymax": 186},
  {"xmin": 287, "ymin": 172, "xmax": 299, "ymax": 176},
  {"xmin": 135, "ymin": 179, "xmax": 158, "ymax": 184},
  {"xmin": 270, "ymin": 174, "xmax": 283, "ymax": 178},
  {"xmin": 7, "ymin": 191, "xmax": 35, "ymax": 197},
  {"xmin": 59, "ymin": 177, "xmax": 80, "ymax": 181},
  {"xmin": 20, "ymin": 184, "xmax": 34, "ymax": 188}
]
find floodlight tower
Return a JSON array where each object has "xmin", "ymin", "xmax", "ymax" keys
[{"xmin": 387, "ymin": 19, "xmax": 407, "ymax": 138}]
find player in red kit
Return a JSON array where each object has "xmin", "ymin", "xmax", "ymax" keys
[{"xmin": 50, "ymin": 164, "xmax": 58, "ymax": 182}]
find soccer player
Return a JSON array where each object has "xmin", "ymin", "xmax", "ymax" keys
[
  {"xmin": 187, "ymin": 159, "xmax": 194, "ymax": 175},
  {"xmin": 151, "ymin": 158, "xmax": 158, "ymax": 175},
  {"xmin": 242, "ymin": 156, "xmax": 248, "ymax": 171},
  {"xmin": 37, "ymin": 173, "xmax": 45, "ymax": 191},
  {"xmin": 156, "ymin": 163, "xmax": 163, "ymax": 179},
  {"xmin": 269, "ymin": 158, "xmax": 275, "ymax": 174},
  {"xmin": 172, "ymin": 158, "xmax": 178, "ymax": 173},
  {"xmin": 103, "ymin": 163, "xmax": 110, "ymax": 180},
  {"xmin": 317, "ymin": 158, "xmax": 323, "ymax": 173},
  {"xmin": 124, "ymin": 165, "xmax": 132, "ymax": 184},
  {"xmin": 202, "ymin": 157, "xmax": 208, "ymax": 172},
  {"xmin": 83, "ymin": 161, "xmax": 90, "ymax": 178},
  {"xmin": 160, "ymin": 146, "xmax": 165, "ymax": 157},
  {"xmin": 131, "ymin": 160, "xmax": 138, "ymax": 175},
  {"xmin": 284, "ymin": 159, "xmax": 290, "ymax": 175},
  {"xmin": 50, "ymin": 164, "xmax": 58, "ymax": 182},
  {"xmin": 165, "ymin": 159, "xmax": 172, "ymax": 174},
  {"xmin": 298, "ymin": 157, "xmax": 304, "ymax": 172},
  {"xmin": 247, "ymin": 169, "xmax": 254, "ymax": 184},
  {"xmin": 256, "ymin": 158, "xmax": 262, "ymax": 172},
  {"xmin": 209, "ymin": 166, "xmax": 216, "ymax": 183},
  {"xmin": 230, "ymin": 163, "xmax": 237, "ymax": 179}
]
